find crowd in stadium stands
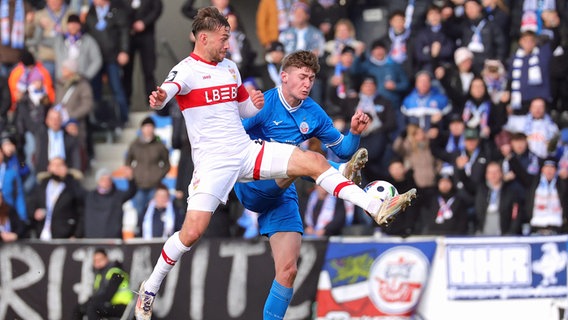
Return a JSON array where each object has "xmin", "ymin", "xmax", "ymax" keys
[{"xmin": 0, "ymin": 0, "xmax": 568, "ymax": 243}]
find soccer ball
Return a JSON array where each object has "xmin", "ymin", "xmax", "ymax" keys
[{"xmin": 363, "ymin": 180, "xmax": 398, "ymax": 203}]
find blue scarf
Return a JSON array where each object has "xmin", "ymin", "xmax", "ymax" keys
[
  {"xmin": 0, "ymin": 0, "xmax": 25, "ymax": 49},
  {"xmin": 463, "ymin": 99, "xmax": 490, "ymax": 132},
  {"xmin": 388, "ymin": 27, "xmax": 410, "ymax": 64},
  {"xmin": 46, "ymin": 3, "xmax": 68, "ymax": 34}
]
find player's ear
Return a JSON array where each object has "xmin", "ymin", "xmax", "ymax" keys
[{"xmin": 281, "ymin": 71, "xmax": 288, "ymax": 83}]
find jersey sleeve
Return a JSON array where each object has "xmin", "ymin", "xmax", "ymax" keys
[{"xmin": 312, "ymin": 106, "xmax": 360, "ymax": 160}]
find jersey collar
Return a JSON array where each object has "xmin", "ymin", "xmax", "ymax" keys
[
  {"xmin": 190, "ymin": 53, "xmax": 218, "ymax": 66},
  {"xmin": 277, "ymin": 86, "xmax": 303, "ymax": 113}
]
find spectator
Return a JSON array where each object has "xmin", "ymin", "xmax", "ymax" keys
[
  {"xmin": 278, "ymin": 1, "xmax": 326, "ymax": 102},
  {"xmin": 454, "ymin": 127, "xmax": 491, "ymax": 190},
  {"xmin": 225, "ymin": 12, "xmax": 256, "ymax": 79},
  {"xmin": 122, "ymin": 0, "xmax": 162, "ymax": 105},
  {"xmin": 34, "ymin": 108, "xmax": 82, "ymax": 173},
  {"xmin": 379, "ymin": 10, "xmax": 412, "ymax": 75},
  {"xmin": 83, "ymin": 167, "xmax": 136, "ymax": 239},
  {"xmin": 508, "ymin": 30, "xmax": 553, "ymax": 114},
  {"xmin": 72, "ymin": 248, "xmax": 133, "ymax": 320},
  {"xmin": 125, "ymin": 116, "xmax": 170, "ymax": 223},
  {"xmin": 413, "ymin": 5, "xmax": 455, "ymax": 74},
  {"xmin": 482, "ymin": 0, "xmax": 511, "ymax": 57},
  {"xmin": 12, "ymin": 61, "xmax": 51, "ymax": 177},
  {"xmin": 340, "ymin": 77, "xmax": 397, "ymax": 181},
  {"xmin": 322, "ymin": 18, "xmax": 365, "ymax": 76},
  {"xmin": 0, "ymin": 134, "xmax": 31, "ymax": 191},
  {"xmin": 460, "ymin": 0, "xmax": 506, "ymax": 73},
  {"xmin": 436, "ymin": 47, "xmax": 475, "ymax": 115},
  {"xmin": 465, "ymin": 161, "xmax": 526, "ymax": 235},
  {"xmin": 7, "ymin": 50, "xmax": 55, "ymax": 109},
  {"xmin": 0, "ymin": 0, "xmax": 34, "ymax": 77},
  {"xmin": 0, "ymin": 73, "xmax": 12, "ymax": 133},
  {"xmin": 54, "ymin": 59, "xmax": 94, "ymax": 166},
  {"xmin": 0, "ymin": 145, "xmax": 27, "ymax": 222},
  {"xmin": 500, "ymin": 132, "xmax": 541, "ymax": 190},
  {"xmin": 462, "ymin": 76, "xmax": 506, "ymax": 140},
  {"xmin": 393, "ymin": 123, "xmax": 440, "ymax": 193},
  {"xmin": 84, "ymin": 0, "xmax": 130, "ymax": 127},
  {"xmin": 419, "ymin": 172, "xmax": 469, "ymax": 235},
  {"xmin": 481, "ymin": 59, "xmax": 508, "ymax": 105},
  {"xmin": 256, "ymin": 0, "xmax": 298, "ymax": 48},
  {"xmin": 278, "ymin": 2, "xmax": 325, "ymax": 57},
  {"xmin": 139, "ymin": 184, "xmax": 182, "ymax": 239},
  {"xmin": 351, "ymin": 39, "xmax": 409, "ymax": 110},
  {"xmin": 510, "ymin": 156, "xmax": 568, "ymax": 235},
  {"xmin": 431, "ymin": 113, "xmax": 466, "ymax": 170},
  {"xmin": 256, "ymin": 41, "xmax": 285, "ymax": 91},
  {"xmin": 326, "ymin": 45, "xmax": 359, "ymax": 115},
  {"xmin": 401, "ymin": 70, "xmax": 451, "ymax": 131},
  {"xmin": 504, "ymin": 97, "xmax": 559, "ymax": 159},
  {"xmin": 29, "ymin": 157, "xmax": 85, "ymax": 240},
  {"xmin": 0, "ymin": 190, "xmax": 26, "ymax": 242},
  {"xmin": 53, "ymin": 13, "xmax": 102, "ymax": 81},
  {"xmin": 28, "ymin": 0, "xmax": 73, "ymax": 80},
  {"xmin": 303, "ymin": 184, "xmax": 349, "ymax": 237},
  {"xmin": 309, "ymin": 0, "xmax": 349, "ymax": 41}
]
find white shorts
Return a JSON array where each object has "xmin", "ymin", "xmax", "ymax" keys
[{"xmin": 187, "ymin": 139, "xmax": 296, "ymax": 207}]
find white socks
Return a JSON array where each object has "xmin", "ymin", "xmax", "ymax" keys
[
  {"xmin": 316, "ymin": 167, "xmax": 380, "ymax": 213},
  {"xmin": 144, "ymin": 231, "xmax": 191, "ymax": 294}
]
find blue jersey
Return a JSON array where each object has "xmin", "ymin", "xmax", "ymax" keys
[{"xmin": 234, "ymin": 87, "xmax": 360, "ymax": 235}]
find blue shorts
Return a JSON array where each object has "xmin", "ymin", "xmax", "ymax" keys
[{"xmin": 234, "ymin": 180, "xmax": 303, "ymax": 237}]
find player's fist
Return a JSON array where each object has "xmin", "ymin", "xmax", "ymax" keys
[
  {"xmin": 250, "ymin": 89, "xmax": 264, "ymax": 110},
  {"xmin": 149, "ymin": 86, "xmax": 167, "ymax": 109}
]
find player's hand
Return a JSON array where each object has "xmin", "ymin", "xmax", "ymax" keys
[
  {"xmin": 250, "ymin": 89, "xmax": 264, "ymax": 110},
  {"xmin": 149, "ymin": 86, "xmax": 167, "ymax": 109},
  {"xmin": 350, "ymin": 110, "xmax": 370, "ymax": 135}
]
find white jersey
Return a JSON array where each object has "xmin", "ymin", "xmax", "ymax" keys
[{"xmin": 163, "ymin": 53, "xmax": 253, "ymax": 163}]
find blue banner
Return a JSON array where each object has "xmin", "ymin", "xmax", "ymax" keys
[{"xmin": 445, "ymin": 236, "xmax": 568, "ymax": 300}]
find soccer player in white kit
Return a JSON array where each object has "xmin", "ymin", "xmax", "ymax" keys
[{"xmin": 134, "ymin": 7, "xmax": 414, "ymax": 320}]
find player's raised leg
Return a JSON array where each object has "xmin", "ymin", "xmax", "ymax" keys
[{"xmin": 286, "ymin": 148, "xmax": 415, "ymax": 226}]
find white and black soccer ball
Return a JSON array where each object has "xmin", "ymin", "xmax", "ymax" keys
[{"xmin": 363, "ymin": 180, "xmax": 399, "ymax": 203}]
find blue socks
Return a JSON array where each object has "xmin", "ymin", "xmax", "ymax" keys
[{"xmin": 263, "ymin": 280, "xmax": 293, "ymax": 320}]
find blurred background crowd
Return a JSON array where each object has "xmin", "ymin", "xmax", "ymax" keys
[{"xmin": 0, "ymin": 0, "xmax": 568, "ymax": 243}]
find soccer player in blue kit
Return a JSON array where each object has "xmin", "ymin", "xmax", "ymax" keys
[{"xmin": 233, "ymin": 50, "xmax": 416, "ymax": 320}]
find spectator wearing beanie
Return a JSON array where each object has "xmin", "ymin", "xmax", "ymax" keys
[{"xmin": 7, "ymin": 50, "xmax": 55, "ymax": 109}]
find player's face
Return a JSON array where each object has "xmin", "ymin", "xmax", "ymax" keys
[
  {"xmin": 205, "ymin": 26, "xmax": 230, "ymax": 63},
  {"xmin": 282, "ymin": 66, "xmax": 315, "ymax": 101}
]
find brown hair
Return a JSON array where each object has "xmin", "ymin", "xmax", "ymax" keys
[
  {"xmin": 281, "ymin": 50, "xmax": 320, "ymax": 74},
  {"xmin": 192, "ymin": 6, "xmax": 230, "ymax": 38}
]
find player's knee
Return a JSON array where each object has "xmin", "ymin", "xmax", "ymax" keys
[
  {"xmin": 178, "ymin": 227, "xmax": 203, "ymax": 247},
  {"xmin": 279, "ymin": 263, "xmax": 298, "ymax": 285}
]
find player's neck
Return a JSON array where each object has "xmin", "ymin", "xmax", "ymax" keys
[{"xmin": 282, "ymin": 92, "xmax": 302, "ymax": 108}]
